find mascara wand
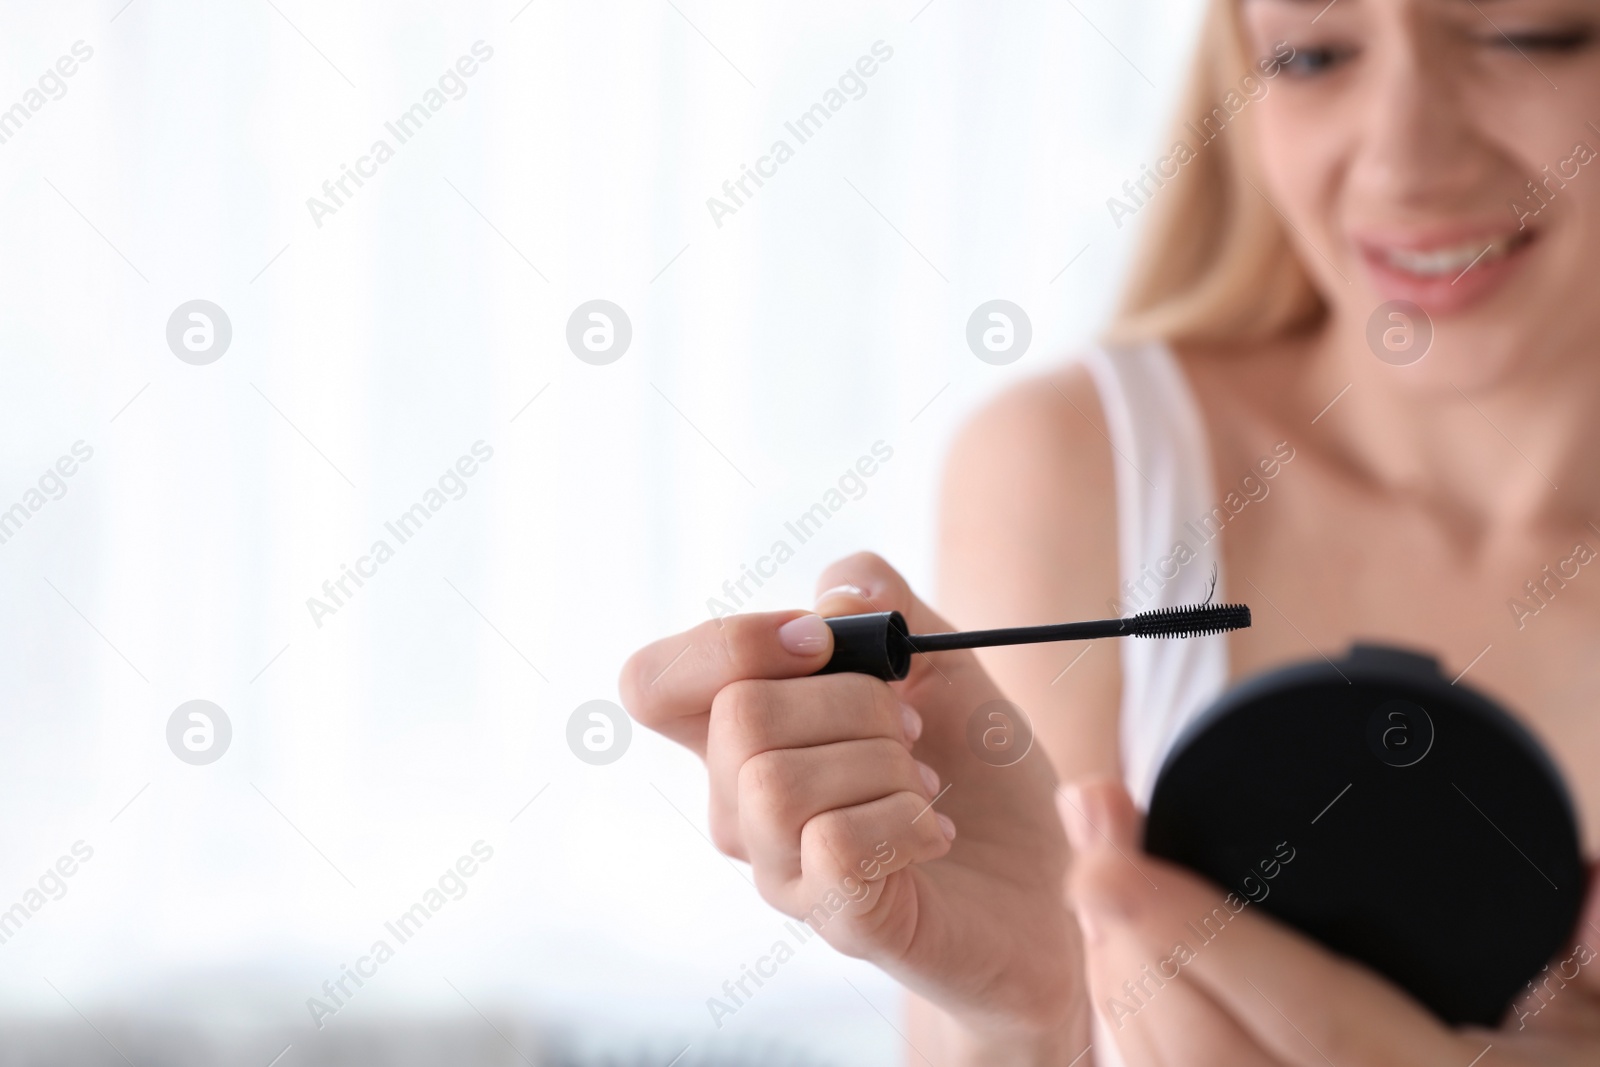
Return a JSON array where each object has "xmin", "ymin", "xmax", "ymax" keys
[{"xmin": 818, "ymin": 603, "xmax": 1251, "ymax": 681}]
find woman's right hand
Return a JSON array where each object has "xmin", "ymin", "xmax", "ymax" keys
[{"xmin": 619, "ymin": 553, "xmax": 1087, "ymax": 1057}]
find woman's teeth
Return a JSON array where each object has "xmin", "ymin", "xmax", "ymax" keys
[{"xmin": 1381, "ymin": 233, "xmax": 1529, "ymax": 276}]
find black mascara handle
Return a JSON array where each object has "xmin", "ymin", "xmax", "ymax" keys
[{"xmin": 818, "ymin": 611, "xmax": 913, "ymax": 681}]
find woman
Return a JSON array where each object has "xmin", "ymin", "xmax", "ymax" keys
[{"xmin": 622, "ymin": 0, "xmax": 1600, "ymax": 1061}]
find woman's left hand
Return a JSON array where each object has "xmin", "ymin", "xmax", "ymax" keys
[{"xmin": 1060, "ymin": 779, "xmax": 1600, "ymax": 1066}]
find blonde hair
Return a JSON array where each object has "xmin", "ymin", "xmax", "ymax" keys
[{"xmin": 1104, "ymin": 0, "xmax": 1325, "ymax": 347}]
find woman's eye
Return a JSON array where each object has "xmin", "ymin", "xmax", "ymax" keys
[
  {"xmin": 1490, "ymin": 27, "xmax": 1594, "ymax": 52},
  {"xmin": 1278, "ymin": 46, "xmax": 1353, "ymax": 77}
]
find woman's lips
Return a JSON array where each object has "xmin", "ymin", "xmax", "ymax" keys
[{"xmin": 1355, "ymin": 229, "xmax": 1536, "ymax": 315}]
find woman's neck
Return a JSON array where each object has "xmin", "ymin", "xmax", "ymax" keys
[{"xmin": 1300, "ymin": 317, "xmax": 1600, "ymax": 540}]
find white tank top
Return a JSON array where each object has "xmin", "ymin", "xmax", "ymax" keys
[
  {"xmin": 1078, "ymin": 340, "xmax": 1232, "ymax": 803},
  {"xmin": 1076, "ymin": 341, "xmax": 1232, "ymax": 1066}
]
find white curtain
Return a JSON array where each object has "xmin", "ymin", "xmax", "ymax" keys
[{"xmin": 0, "ymin": 0, "xmax": 1201, "ymax": 1061}]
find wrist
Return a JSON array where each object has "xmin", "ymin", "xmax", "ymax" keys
[{"xmin": 908, "ymin": 985, "xmax": 1095, "ymax": 1067}]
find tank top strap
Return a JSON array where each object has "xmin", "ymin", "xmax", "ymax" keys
[{"xmin": 1076, "ymin": 341, "xmax": 1231, "ymax": 807}]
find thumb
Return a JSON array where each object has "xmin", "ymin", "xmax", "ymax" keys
[
  {"xmin": 1059, "ymin": 778, "xmax": 1150, "ymax": 932},
  {"xmin": 1057, "ymin": 778, "xmax": 1143, "ymax": 858}
]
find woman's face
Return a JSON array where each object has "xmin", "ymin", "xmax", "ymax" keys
[{"xmin": 1241, "ymin": 0, "xmax": 1600, "ymax": 388}]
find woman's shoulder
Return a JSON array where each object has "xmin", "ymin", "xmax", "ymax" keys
[
  {"xmin": 942, "ymin": 355, "xmax": 1117, "ymax": 577},
  {"xmin": 936, "ymin": 350, "xmax": 1125, "ymax": 780},
  {"xmin": 946, "ymin": 349, "xmax": 1116, "ymax": 490}
]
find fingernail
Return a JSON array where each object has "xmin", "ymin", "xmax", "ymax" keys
[
  {"xmin": 916, "ymin": 760, "xmax": 939, "ymax": 796},
  {"xmin": 900, "ymin": 702, "xmax": 924, "ymax": 743},
  {"xmin": 1057, "ymin": 787, "xmax": 1096, "ymax": 853},
  {"xmin": 816, "ymin": 583, "xmax": 865, "ymax": 605},
  {"xmin": 936, "ymin": 813, "xmax": 957, "ymax": 841},
  {"xmin": 777, "ymin": 614, "xmax": 831, "ymax": 656}
]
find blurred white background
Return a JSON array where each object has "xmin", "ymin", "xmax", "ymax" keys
[{"xmin": 0, "ymin": 0, "xmax": 1201, "ymax": 1062}]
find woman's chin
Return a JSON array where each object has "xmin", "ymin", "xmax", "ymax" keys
[
  {"xmin": 1339, "ymin": 283, "xmax": 1580, "ymax": 396},
  {"xmin": 1378, "ymin": 325, "xmax": 1542, "ymax": 396}
]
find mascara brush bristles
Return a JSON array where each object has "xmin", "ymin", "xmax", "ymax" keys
[{"xmin": 1126, "ymin": 602, "xmax": 1252, "ymax": 638}]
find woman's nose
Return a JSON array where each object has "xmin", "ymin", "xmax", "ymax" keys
[{"xmin": 1349, "ymin": 31, "xmax": 1498, "ymax": 209}]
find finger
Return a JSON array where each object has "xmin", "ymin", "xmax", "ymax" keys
[
  {"xmin": 1080, "ymin": 946, "xmax": 1282, "ymax": 1067},
  {"xmin": 814, "ymin": 551, "xmax": 953, "ymax": 634},
  {"xmin": 1078, "ymin": 909, "xmax": 1282, "ymax": 1067},
  {"xmin": 739, "ymin": 738, "xmax": 939, "ymax": 893},
  {"xmin": 1183, "ymin": 899, "xmax": 1460, "ymax": 1067},
  {"xmin": 619, "ymin": 610, "xmax": 834, "ymax": 753},
  {"xmin": 813, "ymin": 550, "xmax": 989, "ymax": 710},
  {"xmin": 708, "ymin": 671, "xmax": 914, "ymax": 779},
  {"xmin": 793, "ymin": 790, "xmax": 955, "ymax": 952},
  {"xmin": 705, "ymin": 672, "xmax": 917, "ymax": 853},
  {"xmin": 1058, "ymin": 776, "xmax": 1145, "ymax": 865},
  {"xmin": 1511, "ymin": 858, "xmax": 1600, "ymax": 1033},
  {"xmin": 1065, "ymin": 781, "xmax": 1462, "ymax": 1067},
  {"xmin": 1564, "ymin": 859, "xmax": 1600, "ymax": 997},
  {"xmin": 1060, "ymin": 783, "xmax": 1280, "ymax": 1067}
]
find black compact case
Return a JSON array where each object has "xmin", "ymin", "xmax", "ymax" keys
[{"xmin": 1144, "ymin": 643, "xmax": 1587, "ymax": 1027}]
